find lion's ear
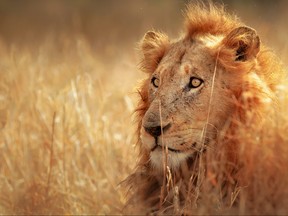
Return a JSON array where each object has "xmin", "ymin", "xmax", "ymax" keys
[
  {"xmin": 223, "ymin": 26, "xmax": 260, "ymax": 61},
  {"xmin": 216, "ymin": 26, "xmax": 260, "ymax": 73},
  {"xmin": 140, "ymin": 31, "xmax": 169, "ymax": 73}
]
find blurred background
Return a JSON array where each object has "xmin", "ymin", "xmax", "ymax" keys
[
  {"xmin": 0, "ymin": 0, "xmax": 287, "ymax": 214},
  {"xmin": 0, "ymin": 0, "xmax": 288, "ymax": 59}
]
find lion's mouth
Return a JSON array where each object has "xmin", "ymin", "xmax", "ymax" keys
[
  {"xmin": 151, "ymin": 144, "xmax": 182, "ymax": 153},
  {"xmin": 151, "ymin": 137, "xmax": 181, "ymax": 153}
]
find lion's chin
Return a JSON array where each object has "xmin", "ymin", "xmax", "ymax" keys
[{"xmin": 150, "ymin": 147, "xmax": 191, "ymax": 171}]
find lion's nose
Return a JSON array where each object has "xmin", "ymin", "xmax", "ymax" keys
[{"xmin": 144, "ymin": 123, "xmax": 171, "ymax": 137}]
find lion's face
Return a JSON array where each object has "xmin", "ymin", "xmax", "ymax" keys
[
  {"xmin": 140, "ymin": 39, "xmax": 234, "ymax": 170},
  {"xmin": 139, "ymin": 28, "xmax": 260, "ymax": 170}
]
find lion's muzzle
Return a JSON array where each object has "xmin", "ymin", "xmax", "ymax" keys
[{"xmin": 144, "ymin": 123, "xmax": 171, "ymax": 137}]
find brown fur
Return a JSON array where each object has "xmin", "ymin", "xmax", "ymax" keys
[{"xmin": 123, "ymin": 2, "xmax": 285, "ymax": 214}]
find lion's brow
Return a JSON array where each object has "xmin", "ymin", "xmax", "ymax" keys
[{"xmin": 178, "ymin": 50, "xmax": 186, "ymax": 63}]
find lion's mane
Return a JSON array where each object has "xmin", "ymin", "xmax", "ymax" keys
[{"xmin": 123, "ymin": 2, "xmax": 286, "ymax": 214}]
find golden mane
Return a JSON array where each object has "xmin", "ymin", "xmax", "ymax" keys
[
  {"xmin": 123, "ymin": 2, "xmax": 287, "ymax": 215},
  {"xmin": 185, "ymin": 2, "xmax": 241, "ymax": 37},
  {"xmin": 185, "ymin": 2, "xmax": 284, "ymax": 89}
]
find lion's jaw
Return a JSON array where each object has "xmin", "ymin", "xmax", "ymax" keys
[
  {"xmin": 140, "ymin": 39, "xmax": 235, "ymax": 171},
  {"xmin": 140, "ymin": 127, "xmax": 193, "ymax": 170}
]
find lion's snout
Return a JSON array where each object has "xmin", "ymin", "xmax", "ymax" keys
[
  {"xmin": 142, "ymin": 106, "xmax": 171, "ymax": 137},
  {"xmin": 144, "ymin": 123, "xmax": 171, "ymax": 137}
]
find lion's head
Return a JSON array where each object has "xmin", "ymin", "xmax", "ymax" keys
[
  {"xmin": 140, "ymin": 27, "xmax": 261, "ymax": 170},
  {"xmin": 124, "ymin": 2, "xmax": 285, "ymax": 214}
]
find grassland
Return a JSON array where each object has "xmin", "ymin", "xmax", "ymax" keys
[
  {"xmin": 0, "ymin": 35, "xmax": 140, "ymax": 214},
  {"xmin": 0, "ymin": 0, "xmax": 288, "ymax": 214}
]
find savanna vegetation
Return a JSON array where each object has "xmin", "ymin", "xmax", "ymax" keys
[{"xmin": 0, "ymin": 0, "xmax": 287, "ymax": 214}]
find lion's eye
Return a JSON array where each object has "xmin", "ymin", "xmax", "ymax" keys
[
  {"xmin": 151, "ymin": 77, "xmax": 159, "ymax": 88},
  {"xmin": 188, "ymin": 77, "xmax": 203, "ymax": 88}
]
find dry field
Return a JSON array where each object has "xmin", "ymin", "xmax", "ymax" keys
[{"xmin": 0, "ymin": 0, "xmax": 288, "ymax": 215}]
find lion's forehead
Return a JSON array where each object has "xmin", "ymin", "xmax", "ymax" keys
[{"xmin": 157, "ymin": 39, "xmax": 215, "ymax": 81}]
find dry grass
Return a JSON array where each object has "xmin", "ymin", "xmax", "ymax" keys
[
  {"xmin": 0, "ymin": 36, "xmax": 139, "ymax": 214},
  {"xmin": 0, "ymin": 0, "xmax": 288, "ymax": 215}
]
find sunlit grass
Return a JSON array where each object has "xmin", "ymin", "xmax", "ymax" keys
[
  {"xmin": 0, "ymin": 36, "xmax": 139, "ymax": 214},
  {"xmin": 0, "ymin": 1, "xmax": 288, "ymax": 214},
  {"xmin": 1, "ymin": 30, "xmax": 288, "ymax": 216}
]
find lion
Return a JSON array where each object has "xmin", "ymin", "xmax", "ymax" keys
[{"xmin": 123, "ymin": 2, "xmax": 285, "ymax": 214}]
